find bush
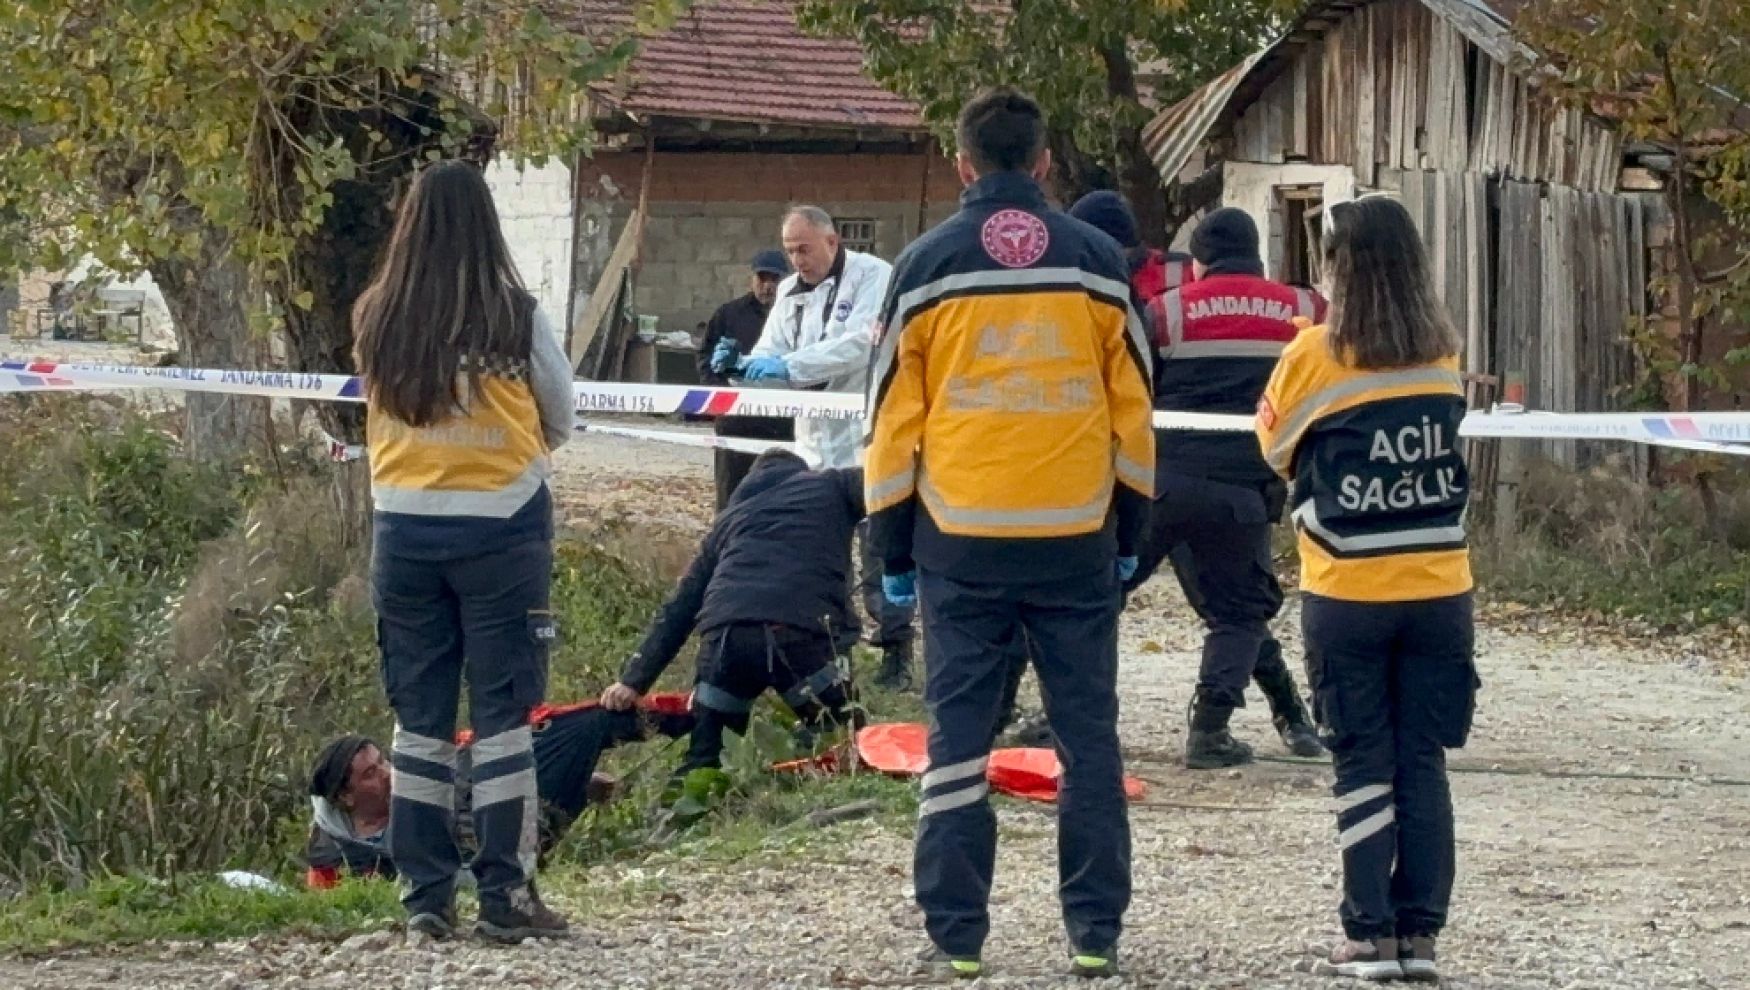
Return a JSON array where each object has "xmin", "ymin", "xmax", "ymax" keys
[
  {"xmin": 0, "ymin": 396, "xmax": 671, "ymax": 891},
  {"xmin": 1473, "ymin": 458, "xmax": 1750, "ymax": 626}
]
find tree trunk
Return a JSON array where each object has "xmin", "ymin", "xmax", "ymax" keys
[
  {"xmin": 1047, "ymin": 128, "xmax": 1110, "ymax": 208},
  {"xmin": 1099, "ymin": 40, "xmax": 1171, "ymax": 248},
  {"xmin": 279, "ymin": 173, "xmax": 401, "ymax": 549},
  {"xmin": 149, "ymin": 234, "xmax": 269, "ymax": 461},
  {"xmin": 272, "ymin": 82, "xmax": 473, "ymax": 546}
]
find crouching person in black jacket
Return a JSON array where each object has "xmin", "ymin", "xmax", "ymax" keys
[{"xmin": 600, "ymin": 449, "xmax": 864, "ymax": 771}]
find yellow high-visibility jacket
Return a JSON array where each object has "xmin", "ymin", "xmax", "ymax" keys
[
  {"xmin": 1257, "ymin": 322, "xmax": 1472, "ymax": 602},
  {"xmin": 863, "ymin": 172, "xmax": 1155, "ymax": 579},
  {"xmin": 367, "ymin": 302, "xmax": 576, "ymax": 558}
]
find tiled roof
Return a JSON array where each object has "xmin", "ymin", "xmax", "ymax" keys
[{"xmin": 571, "ymin": 0, "xmax": 926, "ymax": 133}]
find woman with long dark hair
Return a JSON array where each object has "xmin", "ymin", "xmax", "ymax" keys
[
  {"xmin": 1257, "ymin": 196, "xmax": 1478, "ymax": 983},
  {"xmin": 354, "ymin": 160, "xmax": 575, "ymax": 943}
]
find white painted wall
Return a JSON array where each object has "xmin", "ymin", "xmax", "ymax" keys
[
  {"xmin": 1222, "ymin": 162, "xmax": 1357, "ymax": 279},
  {"xmin": 486, "ymin": 158, "xmax": 574, "ymax": 340}
]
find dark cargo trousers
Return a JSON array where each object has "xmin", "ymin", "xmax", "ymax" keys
[
  {"xmin": 683, "ymin": 623, "xmax": 859, "ymax": 772},
  {"xmin": 373, "ymin": 538, "xmax": 553, "ymax": 919},
  {"xmin": 914, "ymin": 569, "xmax": 1130, "ymax": 959},
  {"xmin": 1125, "ymin": 473, "xmax": 1301, "ymax": 713},
  {"xmin": 1302, "ymin": 592, "xmax": 1479, "ymax": 941}
]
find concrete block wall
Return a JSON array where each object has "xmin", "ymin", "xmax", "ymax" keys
[
  {"xmin": 576, "ymin": 150, "xmax": 963, "ymax": 339},
  {"xmin": 487, "ymin": 158, "xmax": 574, "ymax": 338}
]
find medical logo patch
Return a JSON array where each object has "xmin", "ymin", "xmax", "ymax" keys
[
  {"xmin": 981, "ymin": 209, "xmax": 1050, "ymax": 268},
  {"xmin": 834, "ymin": 298, "xmax": 854, "ymax": 322}
]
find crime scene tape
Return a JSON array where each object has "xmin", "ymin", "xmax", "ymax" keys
[
  {"xmin": 318, "ymin": 421, "xmax": 793, "ymax": 463},
  {"xmin": 4, "ymin": 359, "xmax": 1748, "ymax": 454}
]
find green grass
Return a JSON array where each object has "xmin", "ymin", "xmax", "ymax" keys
[
  {"xmin": 0, "ymin": 771, "xmax": 919, "ymax": 955},
  {"xmin": 0, "ymin": 875, "xmax": 402, "ymax": 956}
]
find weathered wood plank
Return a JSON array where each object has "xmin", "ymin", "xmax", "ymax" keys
[
  {"xmin": 1464, "ymin": 173, "xmax": 1490, "ymax": 375},
  {"xmin": 1356, "ymin": 9, "xmax": 1377, "ymax": 185},
  {"xmin": 1293, "ymin": 53, "xmax": 1310, "ymax": 157},
  {"xmin": 570, "ymin": 206, "xmax": 644, "ymax": 372},
  {"xmin": 1424, "ymin": 16, "xmax": 1450, "ymax": 171}
]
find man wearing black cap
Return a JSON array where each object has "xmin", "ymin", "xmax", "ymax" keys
[
  {"xmin": 698, "ymin": 250, "xmax": 796, "ymax": 510},
  {"xmin": 1135, "ymin": 206, "xmax": 1327, "ymax": 770}
]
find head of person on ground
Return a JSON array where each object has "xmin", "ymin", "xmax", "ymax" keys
[
  {"xmin": 1190, "ymin": 207, "xmax": 1265, "ymax": 280},
  {"xmin": 305, "ymin": 734, "xmax": 396, "ymax": 888},
  {"xmin": 1322, "ymin": 195, "xmax": 1459, "ymax": 369},
  {"xmin": 310, "ymin": 734, "xmax": 391, "ymax": 830},
  {"xmin": 750, "ymin": 249, "xmax": 789, "ymax": 308},
  {"xmin": 781, "ymin": 206, "xmax": 842, "ymax": 287},
  {"xmin": 954, "ymin": 86, "xmax": 1051, "ymax": 185},
  {"xmin": 352, "ymin": 159, "xmax": 533, "ymax": 428}
]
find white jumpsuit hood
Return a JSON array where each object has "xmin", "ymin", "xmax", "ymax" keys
[{"xmin": 750, "ymin": 248, "xmax": 893, "ymax": 469}]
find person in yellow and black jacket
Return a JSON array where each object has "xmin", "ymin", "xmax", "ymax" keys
[
  {"xmin": 1257, "ymin": 195, "xmax": 1478, "ymax": 985},
  {"xmin": 864, "ymin": 88, "xmax": 1154, "ymax": 982},
  {"xmin": 354, "ymin": 162, "xmax": 577, "ymax": 946}
]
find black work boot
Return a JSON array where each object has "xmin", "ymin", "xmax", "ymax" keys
[
  {"xmin": 1185, "ymin": 694, "xmax": 1254, "ymax": 770},
  {"xmin": 477, "ymin": 882, "xmax": 569, "ymax": 943},
  {"xmin": 1254, "ymin": 660, "xmax": 1327, "ymax": 758},
  {"xmin": 1001, "ymin": 711, "xmax": 1055, "ymax": 748},
  {"xmin": 875, "ymin": 641, "xmax": 914, "ymax": 692}
]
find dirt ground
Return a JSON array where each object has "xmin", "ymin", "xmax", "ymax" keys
[{"xmin": 4, "ymin": 429, "xmax": 1747, "ymax": 989}]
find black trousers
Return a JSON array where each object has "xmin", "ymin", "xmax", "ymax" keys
[
  {"xmin": 914, "ymin": 568, "xmax": 1129, "ymax": 958},
  {"xmin": 1127, "ymin": 473, "xmax": 1293, "ymax": 712},
  {"xmin": 374, "ymin": 537, "xmax": 551, "ymax": 917},
  {"xmin": 1302, "ymin": 592, "xmax": 1478, "ymax": 941},
  {"xmin": 683, "ymin": 623, "xmax": 858, "ymax": 772}
]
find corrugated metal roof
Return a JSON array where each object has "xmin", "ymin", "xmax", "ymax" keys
[
  {"xmin": 570, "ymin": 0, "xmax": 926, "ymax": 133},
  {"xmin": 1140, "ymin": 53, "xmax": 1264, "ymax": 184},
  {"xmin": 1141, "ymin": 0, "xmax": 1526, "ymax": 183}
]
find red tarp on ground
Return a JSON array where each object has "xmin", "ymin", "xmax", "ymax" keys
[{"xmin": 854, "ymin": 722, "xmax": 1146, "ymax": 803}]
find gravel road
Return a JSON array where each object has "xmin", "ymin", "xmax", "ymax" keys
[{"xmin": 5, "ymin": 430, "xmax": 1746, "ymax": 990}]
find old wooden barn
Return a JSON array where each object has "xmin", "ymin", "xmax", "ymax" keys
[{"xmin": 1144, "ymin": 0, "xmax": 1672, "ymax": 456}]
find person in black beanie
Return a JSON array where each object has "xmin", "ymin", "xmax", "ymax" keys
[
  {"xmin": 1068, "ymin": 190, "xmax": 1194, "ymax": 305},
  {"xmin": 1135, "ymin": 206, "xmax": 1329, "ymax": 769}
]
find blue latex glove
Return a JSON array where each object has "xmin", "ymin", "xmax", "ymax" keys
[
  {"xmin": 741, "ymin": 355, "xmax": 790, "ymax": 382},
  {"xmin": 1116, "ymin": 556, "xmax": 1139, "ymax": 583},
  {"xmin": 709, "ymin": 339, "xmax": 740, "ymax": 375},
  {"xmin": 882, "ymin": 571, "xmax": 917, "ymax": 607}
]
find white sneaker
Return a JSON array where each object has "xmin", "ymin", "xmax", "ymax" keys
[{"xmin": 1316, "ymin": 938, "xmax": 1404, "ymax": 981}]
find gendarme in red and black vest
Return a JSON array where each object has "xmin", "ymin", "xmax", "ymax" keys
[{"xmin": 1147, "ymin": 208, "xmax": 1327, "ymax": 486}]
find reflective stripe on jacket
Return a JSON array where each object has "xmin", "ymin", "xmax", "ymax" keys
[
  {"xmin": 1257, "ymin": 323, "xmax": 1472, "ymax": 602},
  {"xmin": 1149, "ymin": 273, "xmax": 1324, "ymax": 485},
  {"xmin": 864, "ymin": 171, "xmax": 1155, "ymax": 579}
]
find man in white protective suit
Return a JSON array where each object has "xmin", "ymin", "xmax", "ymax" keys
[{"xmin": 708, "ymin": 204, "xmax": 916, "ymax": 689}]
